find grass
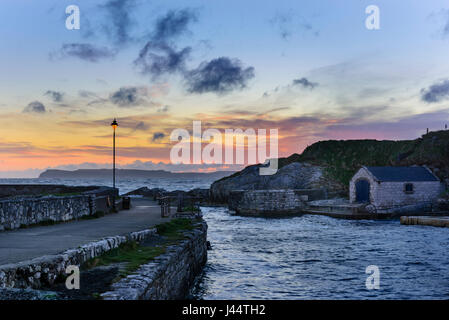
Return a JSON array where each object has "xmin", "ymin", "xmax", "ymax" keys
[
  {"xmin": 82, "ymin": 218, "xmax": 197, "ymax": 278},
  {"xmin": 215, "ymin": 130, "xmax": 449, "ymax": 191},
  {"xmin": 83, "ymin": 241, "xmax": 165, "ymax": 277},
  {"xmin": 155, "ymin": 218, "xmax": 194, "ymax": 242},
  {"xmin": 180, "ymin": 205, "xmax": 200, "ymax": 213}
]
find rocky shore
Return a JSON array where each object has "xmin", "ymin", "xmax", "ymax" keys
[{"xmin": 210, "ymin": 162, "xmax": 344, "ymax": 204}]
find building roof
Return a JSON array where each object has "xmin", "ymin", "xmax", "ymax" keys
[{"xmin": 364, "ymin": 166, "xmax": 439, "ymax": 182}]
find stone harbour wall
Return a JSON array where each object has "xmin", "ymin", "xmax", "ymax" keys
[
  {"xmin": 0, "ymin": 228, "xmax": 157, "ymax": 289},
  {"xmin": 101, "ymin": 221, "xmax": 208, "ymax": 300},
  {"xmin": 0, "ymin": 195, "xmax": 95, "ymax": 231},
  {"xmin": 228, "ymin": 189, "xmax": 326, "ymax": 215}
]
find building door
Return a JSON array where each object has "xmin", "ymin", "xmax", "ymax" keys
[{"xmin": 355, "ymin": 179, "xmax": 370, "ymax": 203}]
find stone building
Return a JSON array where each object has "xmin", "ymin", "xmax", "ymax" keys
[{"xmin": 349, "ymin": 166, "xmax": 443, "ymax": 209}]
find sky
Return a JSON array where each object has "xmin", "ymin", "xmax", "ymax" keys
[{"xmin": 1, "ymin": 0, "xmax": 449, "ymax": 177}]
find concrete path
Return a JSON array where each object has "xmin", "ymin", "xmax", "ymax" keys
[{"xmin": 0, "ymin": 198, "xmax": 173, "ymax": 265}]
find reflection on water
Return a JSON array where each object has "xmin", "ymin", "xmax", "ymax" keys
[{"xmin": 192, "ymin": 207, "xmax": 449, "ymax": 300}]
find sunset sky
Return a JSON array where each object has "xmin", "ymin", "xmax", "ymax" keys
[{"xmin": 1, "ymin": 0, "xmax": 449, "ymax": 177}]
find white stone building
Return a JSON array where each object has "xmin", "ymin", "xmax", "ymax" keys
[{"xmin": 349, "ymin": 166, "xmax": 443, "ymax": 209}]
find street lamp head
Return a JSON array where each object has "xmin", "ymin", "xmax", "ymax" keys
[{"xmin": 111, "ymin": 118, "xmax": 118, "ymax": 130}]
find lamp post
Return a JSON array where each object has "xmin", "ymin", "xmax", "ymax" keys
[{"xmin": 111, "ymin": 118, "xmax": 118, "ymax": 210}]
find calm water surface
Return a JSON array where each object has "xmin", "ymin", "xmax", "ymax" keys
[{"xmin": 193, "ymin": 207, "xmax": 449, "ymax": 300}]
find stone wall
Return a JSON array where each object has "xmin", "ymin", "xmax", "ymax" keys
[
  {"xmin": 0, "ymin": 195, "xmax": 96, "ymax": 231},
  {"xmin": 0, "ymin": 186, "xmax": 119, "ymax": 231},
  {"xmin": 350, "ymin": 167, "xmax": 444, "ymax": 209},
  {"xmin": 101, "ymin": 221, "xmax": 208, "ymax": 300},
  {"xmin": 228, "ymin": 189, "xmax": 326, "ymax": 215},
  {"xmin": 0, "ymin": 228, "xmax": 156, "ymax": 289}
]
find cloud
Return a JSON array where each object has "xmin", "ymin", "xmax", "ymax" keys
[
  {"xmin": 321, "ymin": 109, "xmax": 449, "ymax": 140},
  {"xmin": 44, "ymin": 90, "xmax": 64, "ymax": 102},
  {"xmin": 49, "ymin": 160, "xmax": 242, "ymax": 173},
  {"xmin": 444, "ymin": 12, "xmax": 449, "ymax": 37},
  {"xmin": 134, "ymin": 9, "xmax": 198, "ymax": 79},
  {"xmin": 23, "ymin": 101, "xmax": 46, "ymax": 113},
  {"xmin": 157, "ymin": 105, "xmax": 169, "ymax": 112},
  {"xmin": 100, "ymin": 0, "xmax": 137, "ymax": 44},
  {"xmin": 185, "ymin": 57, "xmax": 255, "ymax": 94},
  {"xmin": 153, "ymin": 9, "xmax": 198, "ymax": 42},
  {"xmin": 134, "ymin": 42, "xmax": 191, "ymax": 79},
  {"xmin": 55, "ymin": 43, "xmax": 116, "ymax": 62},
  {"xmin": 421, "ymin": 79, "xmax": 449, "ymax": 103},
  {"xmin": 270, "ymin": 12, "xmax": 319, "ymax": 40},
  {"xmin": 133, "ymin": 121, "xmax": 150, "ymax": 132},
  {"xmin": 78, "ymin": 90, "xmax": 97, "ymax": 98},
  {"xmin": 152, "ymin": 132, "xmax": 166, "ymax": 142},
  {"xmin": 292, "ymin": 77, "xmax": 318, "ymax": 89},
  {"xmin": 109, "ymin": 86, "xmax": 149, "ymax": 107}
]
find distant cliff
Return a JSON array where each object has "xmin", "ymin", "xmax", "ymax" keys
[
  {"xmin": 211, "ymin": 130, "xmax": 449, "ymax": 202},
  {"xmin": 39, "ymin": 169, "xmax": 235, "ymax": 180}
]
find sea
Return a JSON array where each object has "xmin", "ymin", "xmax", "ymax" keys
[{"xmin": 2, "ymin": 178, "xmax": 449, "ymax": 300}]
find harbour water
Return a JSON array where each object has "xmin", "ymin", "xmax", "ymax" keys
[
  {"xmin": 194, "ymin": 207, "xmax": 449, "ymax": 299},
  {"xmin": 2, "ymin": 178, "xmax": 449, "ymax": 299}
]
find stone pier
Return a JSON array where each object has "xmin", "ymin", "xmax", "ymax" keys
[{"xmin": 400, "ymin": 216, "xmax": 449, "ymax": 228}]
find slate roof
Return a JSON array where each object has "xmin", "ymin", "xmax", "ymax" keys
[{"xmin": 364, "ymin": 166, "xmax": 439, "ymax": 182}]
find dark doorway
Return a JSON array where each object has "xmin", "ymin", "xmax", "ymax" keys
[{"xmin": 355, "ymin": 179, "xmax": 370, "ymax": 203}]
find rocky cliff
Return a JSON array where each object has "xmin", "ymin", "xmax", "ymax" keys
[
  {"xmin": 210, "ymin": 162, "xmax": 341, "ymax": 203},
  {"xmin": 210, "ymin": 130, "xmax": 449, "ymax": 203}
]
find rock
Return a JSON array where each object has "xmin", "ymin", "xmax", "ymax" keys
[
  {"xmin": 210, "ymin": 162, "xmax": 336, "ymax": 203},
  {"xmin": 125, "ymin": 187, "xmax": 211, "ymax": 204}
]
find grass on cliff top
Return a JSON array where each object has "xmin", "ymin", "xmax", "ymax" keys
[
  {"xmin": 83, "ymin": 218, "xmax": 196, "ymax": 277},
  {"xmin": 214, "ymin": 130, "xmax": 449, "ymax": 190}
]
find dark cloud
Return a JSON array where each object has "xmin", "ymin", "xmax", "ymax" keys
[
  {"xmin": 133, "ymin": 121, "xmax": 150, "ymax": 132},
  {"xmin": 134, "ymin": 42, "xmax": 191, "ymax": 78},
  {"xmin": 23, "ymin": 101, "xmax": 46, "ymax": 114},
  {"xmin": 134, "ymin": 9, "xmax": 198, "ymax": 79},
  {"xmin": 109, "ymin": 86, "xmax": 147, "ymax": 107},
  {"xmin": 44, "ymin": 90, "xmax": 64, "ymax": 102},
  {"xmin": 55, "ymin": 43, "xmax": 116, "ymax": 62},
  {"xmin": 153, "ymin": 9, "xmax": 198, "ymax": 41},
  {"xmin": 185, "ymin": 57, "xmax": 255, "ymax": 94},
  {"xmin": 100, "ymin": 0, "xmax": 137, "ymax": 44},
  {"xmin": 421, "ymin": 80, "xmax": 449, "ymax": 103},
  {"xmin": 152, "ymin": 132, "xmax": 166, "ymax": 142},
  {"xmin": 292, "ymin": 77, "xmax": 318, "ymax": 89}
]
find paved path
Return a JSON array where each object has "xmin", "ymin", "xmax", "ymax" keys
[{"xmin": 0, "ymin": 198, "xmax": 173, "ymax": 265}]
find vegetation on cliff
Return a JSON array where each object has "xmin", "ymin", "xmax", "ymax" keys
[{"xmin": 214, "ymin": 130, "xmax": 449, "ymax": 192}]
